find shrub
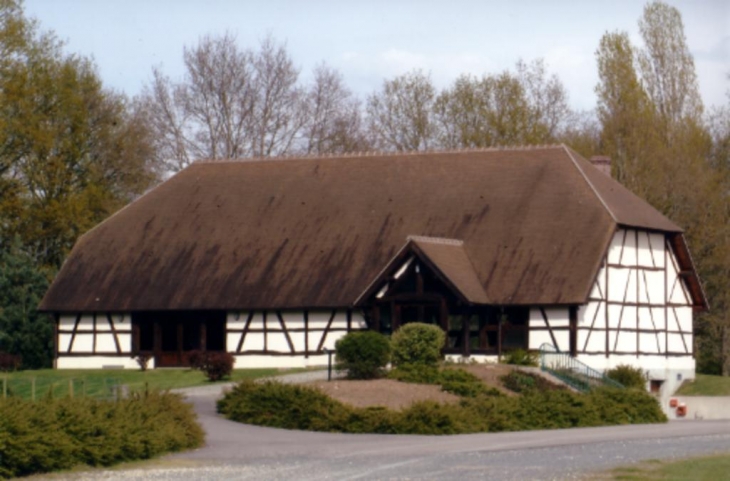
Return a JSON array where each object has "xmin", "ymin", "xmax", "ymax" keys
[
  {"xmin": 391, "ymin": 323, "xmax": 445, "ymax": 367},
  {"xmin": 437, "ymin": 368, "xmax": 501, "ymax": 398},
  {"xmin": 388, "ymin": 364, "xmax": 441, "ymax": 384},
  {"xmin": 606, "ymin": 364, "xmax": 647, "ymax": 389},
  {"xmin": 217, "ymin": 378, "xmax": 666, "ymax": 435},
  {"xmin": 388, "ymin": 365, "xmax": 500, "ymax": 398},
  {"xmin": 501, "ymin": 349, "xmax": 539, "ymax": 367},
  {"xmin": 134, "ymin": 353, "xmax": 152, "ymax": 371},
  {"xmin": 200, "ymin": 352, "xmax": 234, "ymax": 381},
  {"xmin": 187, "ymin": 350, "xmax": 234, "ymax": 381},
  {"xmin": 217, "ymin": 379, "xmax": 350, "ymax": 431},
  {"xmin": 500, "ymin": 370, "xmax": 566, "ymax": 394},
  {"xmin": 335, "ymin": 330, "xmax": 391, "ymax": 379},
  {"xmin": 0, "ymin": 351, "xmax": 21, "ymax": 371},
  {"xmin": 0, "ymin": 391, "xmax": 204, "ymax": 478}
]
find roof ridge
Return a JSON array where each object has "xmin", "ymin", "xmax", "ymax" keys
[
  {"xmin": 561, "ymin": 144, "xmax": 618, "ymax": 223},
  {"xmin": 194, "ymin": 144, "xmax": 567, "ymax": 164},
  {"xmin": 408, "ymin": 235, "xmax": 464, "ymax": 246}
]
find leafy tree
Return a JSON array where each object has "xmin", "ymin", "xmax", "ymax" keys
[
  {"xmin": 595, "ymin": 1, "xmax": 730, "ymax": 374},
  {"xmin": 0, "ymin": 237, "xmax": 51, "ymax": 368},
  {"xmin": 638, "ymin": 1, "xmax": 703, "ymax": 128},
  {"xmin": 433, "ymin": 60, "xmax": 571, "ymax": 149},
  {"xmin": 0, "ymin": 0, "xmax": 157, "ymax": 270},
  {"xmin": 366, "ymin": 70, "xmax": 437, "ymax": 151},
  {"xmin": 0, "ymin": 1, "xmax": 156, "ymax": 366}
]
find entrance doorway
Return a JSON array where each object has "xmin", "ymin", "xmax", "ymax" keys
[{"xmin": 132, "ymin": 311, "xmax": 226, "ymax": 367}]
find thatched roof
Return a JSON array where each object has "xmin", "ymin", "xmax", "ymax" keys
[{"xmin": 41, "ymin": 145, "xmax": 703, "ymax": 312}]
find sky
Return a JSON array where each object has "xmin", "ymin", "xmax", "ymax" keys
[{"xmin": 23, "ymin": 0, "xmax": 729, "ymax": 113}]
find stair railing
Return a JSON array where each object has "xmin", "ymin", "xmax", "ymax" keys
[{"xmin": 539, "ymin": 343, "xmax": 623, "ymax": 392}]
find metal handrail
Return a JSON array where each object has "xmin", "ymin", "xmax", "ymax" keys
[{"xmin": 539, "ymin": 343, "xmax": 623, "ymax": 392}]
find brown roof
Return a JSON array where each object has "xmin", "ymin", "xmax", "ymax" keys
[{"xmin": 40, "ymin": 145, "xmax": 695, "ymax": 312}]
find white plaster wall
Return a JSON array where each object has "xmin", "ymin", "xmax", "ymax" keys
[
  {"xmin": 58, "ymin": 313, "xmax": 132, "ymax": 355},
  {"xmin": 233, "ymin": 354, "xmax": 331, "ymax": 369},
  {"xmin": 576, "ymin": 353, "xmax": 695, "ymax": 373},
  {"xmin": 580, "ymin": 228, "xmax": 693, "ymax": 358},
  {"xmin": 241, "ymin": 332, "xmax": 264, "ymax": 351},
  {"xmin": 670, "ymin": 396, "xmax": 730, "ymax": 420},
  {"xmin": 226, "ymin": 310, "xmax": 366, "ymax": 356},
  {"xmin": 96, "ymin": 333, "xmax": 118, "ymax": 353},
  {"xmin": 58, "ymin": 333, "xmax": 73, "ymax": 353},
  {"xmin": 445, "ymin": 354, "xmax": 500, "ymax": 364},
  {"xmin": 528, "ymin": 307, "xmax": 569, "ymax": 352},
  {"xmin": 72, "ymin": 334, "xmax": 93, "ymax": 352},
  {"xmin": 673, "ymin": 307, "xmax": 693, "ymax": 334},
  {"xmin": 56, "ymin": 356, "xmax": 140, "ymax": 370}
]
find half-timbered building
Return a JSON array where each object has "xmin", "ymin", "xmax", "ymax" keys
[{"xmin": 40, "ymin": 145, "xmax": 705, "ymax": 397}]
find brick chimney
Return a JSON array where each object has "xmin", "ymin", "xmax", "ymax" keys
[{"xmin": 590, "ymin": 155, "xmax": 611, "ymax": 176}]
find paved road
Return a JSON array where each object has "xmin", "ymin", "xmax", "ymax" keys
[{"xmin": 44, "ymin": 373, "xmax": 730, "ymax": 480}]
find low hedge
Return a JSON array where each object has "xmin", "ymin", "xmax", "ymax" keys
[
  {"xmin": 217, "ymin": 379, "xmax": 666, "ymax": 435},
  {"xmin": 0, "ymin": 391, "xmax": 204, "ymax": 478},
  {"xmin": 388, "ymin": 365, "xmax": 502, "ymax": 398},
  {"xmin": 606, "ymin": 364, "xmax": 647, "ymax": 389},
  {"xmin": 500, "ymin": 371, "xmax": 566, "ymax": 394}
]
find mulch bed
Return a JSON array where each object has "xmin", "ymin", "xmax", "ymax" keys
[
  {"xmin": 308, "ymin": 363, "xmax": 536, "ymax": 410},
  {"xmin": 308, "ymin": 378, "xmax": 460, "ymax": 410}
]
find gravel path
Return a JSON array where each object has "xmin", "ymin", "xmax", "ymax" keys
[{"xmin": 34, "ymin": 372, "xmax": 730, "ymax": 480}]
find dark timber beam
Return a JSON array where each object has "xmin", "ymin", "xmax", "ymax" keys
[{"xmin": 569, "ymin": 306, "xmax": 577, "ymax": 357}]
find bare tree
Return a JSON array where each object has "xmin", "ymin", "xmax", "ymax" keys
[
  {"xmin": 250, "ymin": 36, "xmax": 306, "ymax": 157},
  {"xmin": 515, "ymin": 59, "xmax": 571, "ymax": 140},
  {"xmin": 302, "ymin": 64, "xmax": 369, "ymax": 155},
  {"xmin": 141, "ymin": 33, "xmax": 305, "ymax": 171}
]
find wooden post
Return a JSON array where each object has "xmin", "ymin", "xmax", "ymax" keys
[
  {"xmin": 304, "ymin": 310, "xmax": 310, "ymax": 357},
  {"xmin": 200, "ymin": 321, "xmax": 207, "ymax": 352},
  {"xmin": 68, "ymin": 379, "xmax": 74, "ymax": 399},
  {"xmin": 569, "ymin": 306, "xmax": 578, "ymax": 357},
  {"xmin": 153, "ymin": 320, "xmax": 162, "ymax": 364},
  {"xmin": 723, "ymin": 325, "xmax": 729, "ymax": 377},
  {"xmin": 393, "ymin": 303, "xmax": 401, "ymax": 332},
  {"xmin": 461, "ymin": 313, "xmax": 470, "ymax": 357},
  {"xmin": 31, "ymin": 377, "xmax": 35, "ymax": 401},
  {"xmin": 440, "ymin": 297, "xmax": 449, "ymax": 352},
  {"xmin": 497, "ymin": 310, "xmax": 503, "ymax": 360},
  {"xmin": 132, "ymin": 321, "xmax": 140, "ymax": 355},
  {"xmin": 176, "ymin": 322, "xmax": 183, "ymax": 365}
]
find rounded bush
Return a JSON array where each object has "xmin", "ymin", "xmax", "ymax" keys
[
  {"xmin": 335, "ymin": 330, "xmax": 391, "ymax": 379},
  {"xmin": 391, "ymin": 323, "xmax": 445, "ymax": 368},
  {"xmin": 606, "ymin": 364, "xmax": 647, "ymax": 389}
]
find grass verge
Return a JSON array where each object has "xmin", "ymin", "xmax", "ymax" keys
[
  {"xmin": 675, "ymin": 374, "xmax": 730, "ymax": 396},
  {"xmin": 592, "ymin": 453, "xmax": 730, "ymax": 480},
  {"xmin": 0, "ymin": 368, "xmax": 287, "ymax": 400}
]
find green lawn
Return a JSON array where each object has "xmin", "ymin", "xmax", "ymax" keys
[
  {"xmin": 0, "ymin": 367, "xmax": 294, "ymax": 400},
  {"xmin": 675, "ymin": 374, "xmax": 730, "ymax": 396},
  {"xmin": 595, "ymin": 453, "xmax": 730, "ymax": 480}
]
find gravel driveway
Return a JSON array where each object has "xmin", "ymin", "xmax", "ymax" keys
[{"xmin": 36, "ymin": 372, "xmax": 730, "ymax": 480}]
